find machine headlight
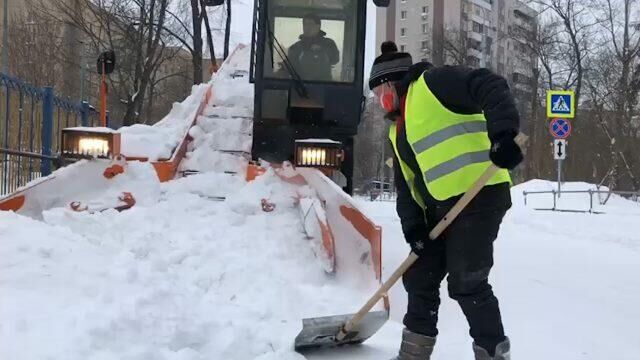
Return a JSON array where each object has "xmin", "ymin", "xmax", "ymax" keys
[
  {"xmin": 295, "ymin": 139, "xmax": 343, "ymax": 169},
  {"xmin": 61, "ymin": 128, "xmax": 120, "ymax": 160}
]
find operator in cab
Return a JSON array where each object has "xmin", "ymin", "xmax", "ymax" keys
[{"xmin": 288, "ymin": 13, "xmax": 340, "ymax": 81}]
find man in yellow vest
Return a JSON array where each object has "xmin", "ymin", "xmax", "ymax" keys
[{"xmin": 369, "ymin": 42, "xmax": 523, "ymax": 360}]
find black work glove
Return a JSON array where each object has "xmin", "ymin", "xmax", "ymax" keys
[
  {"xmin": 404, "ymin": 227, "xmax": 429, "ymax": 256},
  {"xmin": 489, "ymin": 131, "xmax": 523, "ymax": 170}
]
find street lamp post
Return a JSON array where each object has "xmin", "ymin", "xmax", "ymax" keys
[{"xmin": 2, "ymin": 0, "xmax": 9, "ymax": 74}]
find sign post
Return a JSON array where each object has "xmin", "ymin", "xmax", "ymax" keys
[
  {"xmin": 97, "ymin": 51, "xmax": 116, "ymax": 128},
  {"xmin": 547, "ymin": 90, "xmax": 576, "ymax": 197},
  {"xmin": 547, "ymin": 87, "xmax": 574, "ymax": 197},
  {"xmin": 554, "ymin": 139, "xmax": 567, "ymax": 196}
]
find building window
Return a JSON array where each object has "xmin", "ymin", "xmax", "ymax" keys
[
  {"xmin": 472, "ymin": 21, "xmax": 484, "ymax": 34},
  {"xmin": 422, "ymin": 23, "xmax": 428, "ymax": 34},
  {"xmin": 513, "ymin": 72, "xmax": 531, "ymax": 84},
  {"xmin": 468, "ymin": 39, "xmax": 482, "ymax": 50},
  {"xmin": 401, "ymin": 10, "xmax": 407, "ymax": 19},
  {"xmin": 400, "ymin": 45, "xmax": 406, "ymax": 52},
  {"xmin": 467, "ymin": 56, "xmax": 481, "ymax": 67},
  {"xmin": 421, "ymin": 40, "xmax": 428, "ymax": 50},
  {"xmin": 485, "ymin": 36, "xmax": 493, "ymax": 52},
  {"xmin": 422, "ymin": 6, "xmax": 428, "ymax": 14},
  {"xmin": 401, "ymin": 28, "xmax": 407, "ymax": 37}
]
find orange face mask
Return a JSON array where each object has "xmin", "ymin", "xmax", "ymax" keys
[{"xmin": 377, "ymin": 83, "xmax": 397, "ymax": 113}]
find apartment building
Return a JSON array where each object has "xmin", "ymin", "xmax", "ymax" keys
[{"xmin": 376, "ymin": 0, "xmax": 537, "ymax": 98}]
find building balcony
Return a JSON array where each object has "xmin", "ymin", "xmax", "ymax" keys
[
  {"xmin": 469, "ymin": 13, "xmax": 486, "ymax": 25},
  {"xmin": 468, "ymin": 47, "xmax": 483, "ymax": 58},
  {"xmin": 514, "ymin": 1, "xmax": 537, "ymax": 20},
  {"xmin": 470, "ymin": 0, "xmax": 493, "ymax": 11},
  {"xmin": 514, "ymin": 17, "xmax": 534, "ymax": 32},
  {"xmin": 514, "ymin": 82, "xmax": 532, "ymax": 93},
  {"xmin": 469, "ymin": 31, "xmax": 483, "ymax": 42}
]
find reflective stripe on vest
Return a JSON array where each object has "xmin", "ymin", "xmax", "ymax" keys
[
  {"xmin": 403, "ymin": 75, "xmax": 511, "ymax": 201},
  {"xmin": 388, "ymin": 123, "xmax": 426, "ymax": 209}
]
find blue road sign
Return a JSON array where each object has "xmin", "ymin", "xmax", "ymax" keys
[
  {"xmin": 547, "ymin": 90, "xmax": 575, "ymax": 118},
  {"xmin": 549, "ymin": 118, "xmax": 572, "ymax": 139}
]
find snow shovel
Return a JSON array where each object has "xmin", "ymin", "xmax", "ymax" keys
[{"xmin": 294, "ymin": 134, "xmax": 528, "ymax": 351}]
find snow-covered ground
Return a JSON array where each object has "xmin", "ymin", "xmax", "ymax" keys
[
  {"xmin": 2, "ymin": 179, "xmax": 639, "ymax": 360},
  {"xmin": 351, "ymin": 180, "xmax": 640, "ymax": 360}
]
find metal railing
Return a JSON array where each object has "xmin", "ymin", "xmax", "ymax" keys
[
  {"xmin": 368, "ymin": 189, "xmax": 397, "ymax": 202},
  {"xmin": 522, "ymin": 189, "xmax": 640, "ymax": 214},
  {"xmin": 0, "ymin": 73, "xmax": 99, "ymax": 196}
]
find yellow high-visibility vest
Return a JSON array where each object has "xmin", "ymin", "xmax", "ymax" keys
[
  {"xmin": 389, "ymin": 75, "xmax": 511, "ymax": 202},
  {"xmin": 389, "ymin": 122, "xmax": 426, "ymax": 209}
]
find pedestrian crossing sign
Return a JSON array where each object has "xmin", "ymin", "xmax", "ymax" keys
[{"xmin": 547, "ymin": 90, "xmax": 575, "ymax": 118}]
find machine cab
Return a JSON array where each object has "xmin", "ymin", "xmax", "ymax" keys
[
  {"xmin": 251, "ymin": 0, "xmax": 388, "ymax": 193},
  {"xmin": 250, "ymin": 0, "xmax": 368, "ymax": 166}
]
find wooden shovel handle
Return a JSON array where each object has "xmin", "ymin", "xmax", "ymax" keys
[{"xmin": 337, "ymin": 133, "xmax": 528, "ymax": 340}]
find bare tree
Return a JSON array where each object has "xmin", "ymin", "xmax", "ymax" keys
[
  {"xmin": 161, "ymin": 1, "xmax": 218, "ymax": 84},
  {"xmin": 35, "ymin": 0, "xmax": 172, "ymax": 126},
  {"xmin": 354, "ymin": 95, "xmax": 390, "ymax": 191},
  {"xmin": 530, "ymin": 0, "xmax": 599, "ymax": 110},
  {"xmin": 442, "ymin": 27, "xmax": 470, "ymax": 66},
  {"xmin": 522, "ymin": 0, "xmax": 640, "ymax": 190},
  {"xmin": 585, "ymin": 0, "xmax": 640, "ymax": 189},
  {"xmin": 7, "ymin": 10, "xmax": 64, "ymax": 88}
]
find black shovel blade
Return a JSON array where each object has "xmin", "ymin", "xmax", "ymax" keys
[{"xmin": 294, "ymin": 310, "xmax": 389, "ymax": 351}]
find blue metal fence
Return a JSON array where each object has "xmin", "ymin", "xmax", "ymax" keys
[{"xmin": 0, "ymin": 73, "xmax": 99, "ymax": 196}]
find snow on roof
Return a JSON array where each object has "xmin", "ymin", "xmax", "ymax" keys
[
  {"xmin": 63, "ymin": 127, "xmax": 118, "ymax": 134},
  {"xmin": 295, "ymin": 138, "xmax": 342, "ymax": 144}
]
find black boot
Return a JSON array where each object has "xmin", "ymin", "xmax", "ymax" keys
[
  {"xmin": 473, "ymin": 337, "xmax": 510, "ymax": 360},
  {"xmin": 390, "ymin": 328, "xmax": 436, "ymax": 360}
]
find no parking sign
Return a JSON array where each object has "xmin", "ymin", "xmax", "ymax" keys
[{"xmin": 549, "ymin": 118, "xmax": 572, "ymax": 139}]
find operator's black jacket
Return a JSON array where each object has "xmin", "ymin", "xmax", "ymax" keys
[
  {"xmin": 288, "ymin": 31, "xmax": 340, "ymax": 81},
  {"xmin": 392, "ymin": 63, "xmax": 520, "ymax": 243}
]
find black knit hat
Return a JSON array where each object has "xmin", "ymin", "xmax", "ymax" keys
[{"xmin": 369, "ymin": 41, "xmax": 413, "ymax": 90}]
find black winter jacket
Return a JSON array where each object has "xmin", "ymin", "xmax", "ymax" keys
[
  {"xmin": 288, "ymin": 31, "xmax": 340, "ymax": 81},
  {"xmin": 393, "ymin": 63, "xmax": 519, "ymax": 244}
]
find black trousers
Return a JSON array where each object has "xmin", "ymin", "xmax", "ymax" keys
[{"xmin": 402, "ymin": 209, "xmax": 507, "ymax": 353}]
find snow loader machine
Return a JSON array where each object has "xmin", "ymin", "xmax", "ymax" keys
[
  {"xmin": 248, "ymin": 0, "xmax": 395, "ymax": 353},
  {"xmin": 249, "ymin": 0, "xmax": 391, "ymax": 194},
  {"xmin": 0, "ymin": 0, "xmax": 395, "ymax": 352}
]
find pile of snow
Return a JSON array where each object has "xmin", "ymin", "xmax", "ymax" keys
[
  {"xmin": 179, "ymin": 114, "xmax": 252, "ymax": 174},
  {"xmin": 208, "ymin": 45, "xmax": 254, "ymax": 110},
  {"xmin": 4, "ymin": 158, "xmax": 640, "ymax": 360},
  {"xmin": 119, "ymin": 84, "xmax": 210, "ymax": 161},
  {"xmin": 7, "ymin": 160, "xmax": 162, "ymax": 220},
  {"xmin": 117, "ymin": 44, "xmax": 253, "ymax": 161},
  {"xmin": 180, "ymin": 45, "xmax": 254, "ymax": 175},
  {"xmin": 0, "ymin": 170, "xmax": 381, "ymax": 360}
]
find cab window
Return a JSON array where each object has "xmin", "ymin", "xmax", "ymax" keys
[{"xmin": 263, "ymin": 0, "xmax": 358, "ymax": 83}]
